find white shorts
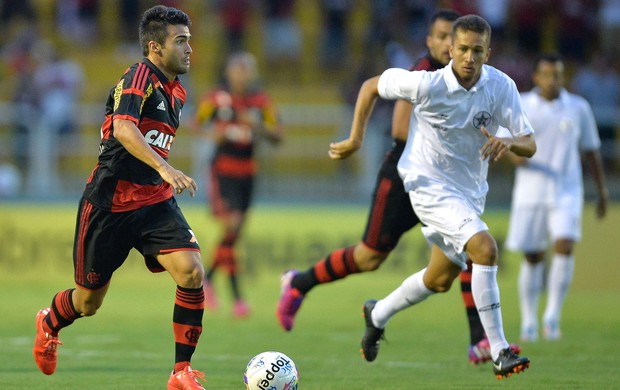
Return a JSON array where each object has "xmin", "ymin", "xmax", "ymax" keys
[
  {"xmin": 506, "ymin": 197, "xmax": 582, "ymax": 253},
  {"xmin": 409, "ymin": 184, "xmax": 488, "ymax": 269}
]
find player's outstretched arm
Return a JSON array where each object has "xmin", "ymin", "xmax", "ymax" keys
[
  {"xmin": 113, "ymin": 118, "xmax": 197, "ymax": 196},
  {"xmin": 329, "ymin": 76, "xmax": 380, "ymax": 160}
]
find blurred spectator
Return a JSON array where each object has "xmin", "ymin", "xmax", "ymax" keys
[
  {"xmin": 216, "ymin": 0, "xmax": 251, "ymax": 56},
  {"xmin": 1, "ymin": 26, "xmax": 41, "ymax": 183},
  {"xmin": 20, "ymin": 41, "xmax": 84, "ymax": 196},
  {"xmin": 262, "ymin": 0, "xmax": 301, "ymax": 67},
  {"xmin": 0, "ymin": 0, "xmax": 36, "ymax": 44},
  {"xmin": 33, "ymin": 43, "xmax": 84, "ymax": 143},
  {"xmin": 555, "ymin": 0, "xmax": 599, "ymax": 62},
  {"xmin": 571, "ymin": 54, "xmax": 620, "ymax": 165},
  {"xmin": 56, "ymin": 0, "xmax": 100, "ymax": 45},
  {"xmin": 489, "ymin": 38, "xmax": 535, "ymax": 92},
  {"xmin": 598, "ymin": 0, "xmax": 620, "ymax": 59},
  {"xmin": 0, "ymin": 161, "xmax": 21, "ymax": 198},
  {"xmin": 476, "ymin": 0, "xmax": 509, "ymax": 39},
  {"xmin": 510, "ymin": 0, "xmax": 549, "ymax": 56},
  {"xmin": 319, "ymin": 0, "xmax": 352, "ymax": 70}
]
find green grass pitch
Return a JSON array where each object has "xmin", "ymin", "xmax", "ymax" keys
[{"xmin": 0, "ymin": 201, "xmax": 619, "ymax": 389}]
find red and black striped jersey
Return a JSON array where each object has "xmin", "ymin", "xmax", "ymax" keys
[
  {"xmin": 83, "ymin": 58, "xmax": 187, "ymax": 212},
  {"xmin": 194, "ymin": 86, "xmax": 279, "ymax": 177},
  {"xmin": 411, "ymin": 52, "xmax": 445, "ymax": 72}
]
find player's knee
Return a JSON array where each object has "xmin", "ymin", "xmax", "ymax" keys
[
  {"xmin": 554, "ymin": 239, "xmax": 574, "ymax": 255},
  {"xmin": 468, "ymin": 236, "xmax": 498, "ymax": 265},
  {"xmin": 424, "ymin": 274, "xmax": 455, "ymax": 293}
]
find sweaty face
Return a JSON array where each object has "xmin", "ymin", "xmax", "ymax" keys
[
  {"xmin": 159, "ymin": 24, "xmax": 192, "ymax": 78},
  {"xmin": 427, "ymin": 19, "xmax": 454, "ymax": 66},
  {"xmin": 449, "ymin": 29, "xmax": 490, "ymax": 89},
  {"xmin": 533, "ymin": 60, "xmax": 563, "ymax": 100}
]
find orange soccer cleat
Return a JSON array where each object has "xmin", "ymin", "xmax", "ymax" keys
[
  {"xmin": 33, "ymin": 308, "xmax": 63, "ymax": 375},
  {"xmin": 167, "ymin": 366, "xmax": 207, "ymax": 390}
]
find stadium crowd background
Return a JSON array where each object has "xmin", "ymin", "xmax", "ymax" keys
[{"xmin": 0, "ymin": 0, "xmax": 618, "ymax": 204}]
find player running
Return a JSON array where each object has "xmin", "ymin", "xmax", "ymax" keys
[
  {"xmin": 193, "ymin": 51, "xmax": 283, "ymax": 318},
  {"xmin": 33, "ymin": 6, "xmax": 207, "ymax": 389},
  {"xmin": 342, "ymin": 15, "xmax": 534, "ymax": 379},
  {"xmin": 276, "ymin": 9, "xmax": 519, "ymax": 364}
]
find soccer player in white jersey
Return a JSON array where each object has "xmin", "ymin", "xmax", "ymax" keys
[
  {"xmin": 504, "ymin": 54, "xmax": 608, "ymax": 342},
  {"xmin": 329, "ymin": 15, "xmax": 536, "ymax": 379}
]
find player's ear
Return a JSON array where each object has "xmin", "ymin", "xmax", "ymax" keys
[
  {"xmin": 149, "ymin": 41, "xmax": 161, "ymax": 55},
  {"xmin": 485, "ymin": 47, "xmax": 491, "ymax": 63}
]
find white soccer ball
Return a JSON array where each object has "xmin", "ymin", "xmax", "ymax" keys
[{"xmin": 244, "ymin": 351, "xmax": 299, "ymax": 390}]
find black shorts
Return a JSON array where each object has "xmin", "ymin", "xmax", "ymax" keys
[
  {"xmin": 209, "ymin": 172, "xmax": 254, "ymax": 216},
  {"xmin": 73, "ymin": 197, "xmax": 200, "ymax": 290},
  {"xmin": 361, "ymin": 140, "xmax": 421, "ymax": 253}
]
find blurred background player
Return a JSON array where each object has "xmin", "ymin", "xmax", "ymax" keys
[
  {"xmin": 276, "ymin": 9, "xmax": 519, "ymax": 364},
  {"xmin": 503, "ymin": 53, "xmax": 608, "ymax": 342},
  {"xmin": 32, "ymin": 6, "xmax": 207, "ymax": 389},
  {"xmin": 193, "ymin": 51, "xmax": 283, "ymax": 318}
]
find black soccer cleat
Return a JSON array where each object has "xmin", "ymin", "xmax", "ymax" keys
[
  {"xmin": 360, "ymin": 300, "xmax": 385, "ymax": 362},
  {"xmin": 492, "ymin": 347, "xmax": 530, "ymax": 379}
]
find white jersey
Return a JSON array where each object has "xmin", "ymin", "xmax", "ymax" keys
[
  {"xmin": 378, "ymin": 62, "xmax": 534, "ymax": 207},
  {"xmin": 511, "ymin": 88, "xmax": 600, "ymax": 206}
]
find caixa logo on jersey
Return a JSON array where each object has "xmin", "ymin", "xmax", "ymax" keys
[{"xmin": 145, "ymin": 129, "xmax": 175, "ymax": 150}]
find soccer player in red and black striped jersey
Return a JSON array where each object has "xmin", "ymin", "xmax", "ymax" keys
[
  {"xmin": 193, "ymin": 52, "xmax": 282, "ymax": 318},
  {"xmin": 33, "ymin": 6, "xmax": 207, "ymax": 389},
  {"xmin": 277, "ymin": 9, "xmax": 519, "ymax": 364}
]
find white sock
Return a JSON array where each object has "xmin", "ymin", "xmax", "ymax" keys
[
  {"xmin": 543, "ymin": 253, "xmax": 574, "ymax": 326},
  {"xmin": 372, "ymin": 268, "xmax": 434, "ymax": 329},
  {"xmin": 518, "ymin": 260, "xmax": 544, "ymax": 334},
  {"xmin": 471, "ymin": 264, "xmax": 509, "ymax": 361}
]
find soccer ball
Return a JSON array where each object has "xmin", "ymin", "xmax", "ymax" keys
[{"xmin": 244, "ymin": 351, "xmax": 299, "ymax": 390}]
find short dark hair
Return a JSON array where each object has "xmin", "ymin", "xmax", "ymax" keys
[
  {"xmin": 431, "ymin": 9, "xmax": 461, "ymax": 26},
  {"xmin": 452, "ymin": 15, "xmax": 491, "ymax": 43},
  {"xmin": 139, "ymin": 5, "xmax": 191, "ymax": 56},
  {"xmin": 534, "ymin": 52, "xmax": 564, "ymax": 71}
]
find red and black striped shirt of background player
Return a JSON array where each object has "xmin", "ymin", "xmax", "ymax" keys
[
  {"xmin": 412, "ymin": 51, "xmax": 445, "ymax": 72},
  {"xmin": 194, "ymin": 86, "xmax": 279, "ymax": 177},
  {"xmin": 83, "ymin": 58, "xmax": 187, "ymax": 212}
]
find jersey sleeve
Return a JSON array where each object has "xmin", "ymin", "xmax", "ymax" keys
[
  {"xmin": 112, "ymin": 64, "xmax": 154, "ymax": 125},
  {"xmin": 495, "ymin": 77, "xmax": 534, "ymax": 137},
  {"xmin": 577, "ymin": 98, "xmax": 601, "ymax": 151},
  {"xmin": 377, "ymin": 68, "xmax": 426, "ymax": 104},
  {"xmin": 259, "ymin": 94, "xmax": 280, "ymax": 128},
  {"xmin": 194, "ymin": 92, "xmax": 219, "ymax": 126}
]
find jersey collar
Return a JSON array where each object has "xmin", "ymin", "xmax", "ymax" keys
[
  {"xmin": 444, "ymin": 60, "xmax": 489, "ymax": 93},
  {"xmin": 141, "ymin": 58, "xmax": 178, "ymax": 85}
]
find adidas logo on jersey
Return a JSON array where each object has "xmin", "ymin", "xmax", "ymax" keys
[{"xmin": 157, "ymin": 101, "xmax": 166, "ymax": 111}]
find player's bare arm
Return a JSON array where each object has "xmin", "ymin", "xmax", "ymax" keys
[
  {"xmin": 329, "ymin": 76, "xmax": 380, "ymax": 160},
  {"xmin": 113, "ymin": 118, "xmax": 197, "ymax": 196},
  {"xmin": 583, "ymin": 150, "xmax": 609, "ymax": 219},
  {"xmin": 480, "ymin": 127, "xmax": 536, "ymax": 162},
  {"xmin": 391, "ymin": 100, "xmax": 413, "ymax": 141}
]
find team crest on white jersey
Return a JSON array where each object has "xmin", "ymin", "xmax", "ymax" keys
[{"xmin": 472, "ymin": 111, "xmax": 492, "ymax": 129}]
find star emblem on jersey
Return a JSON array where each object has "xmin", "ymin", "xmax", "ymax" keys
[
  {"xmin": 472, "ymin": 110, "xmax": 491, "ymax": 129},
  {"xmin": 157, "ymin": 101, "xmax": 166, "ymax": 111}
]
